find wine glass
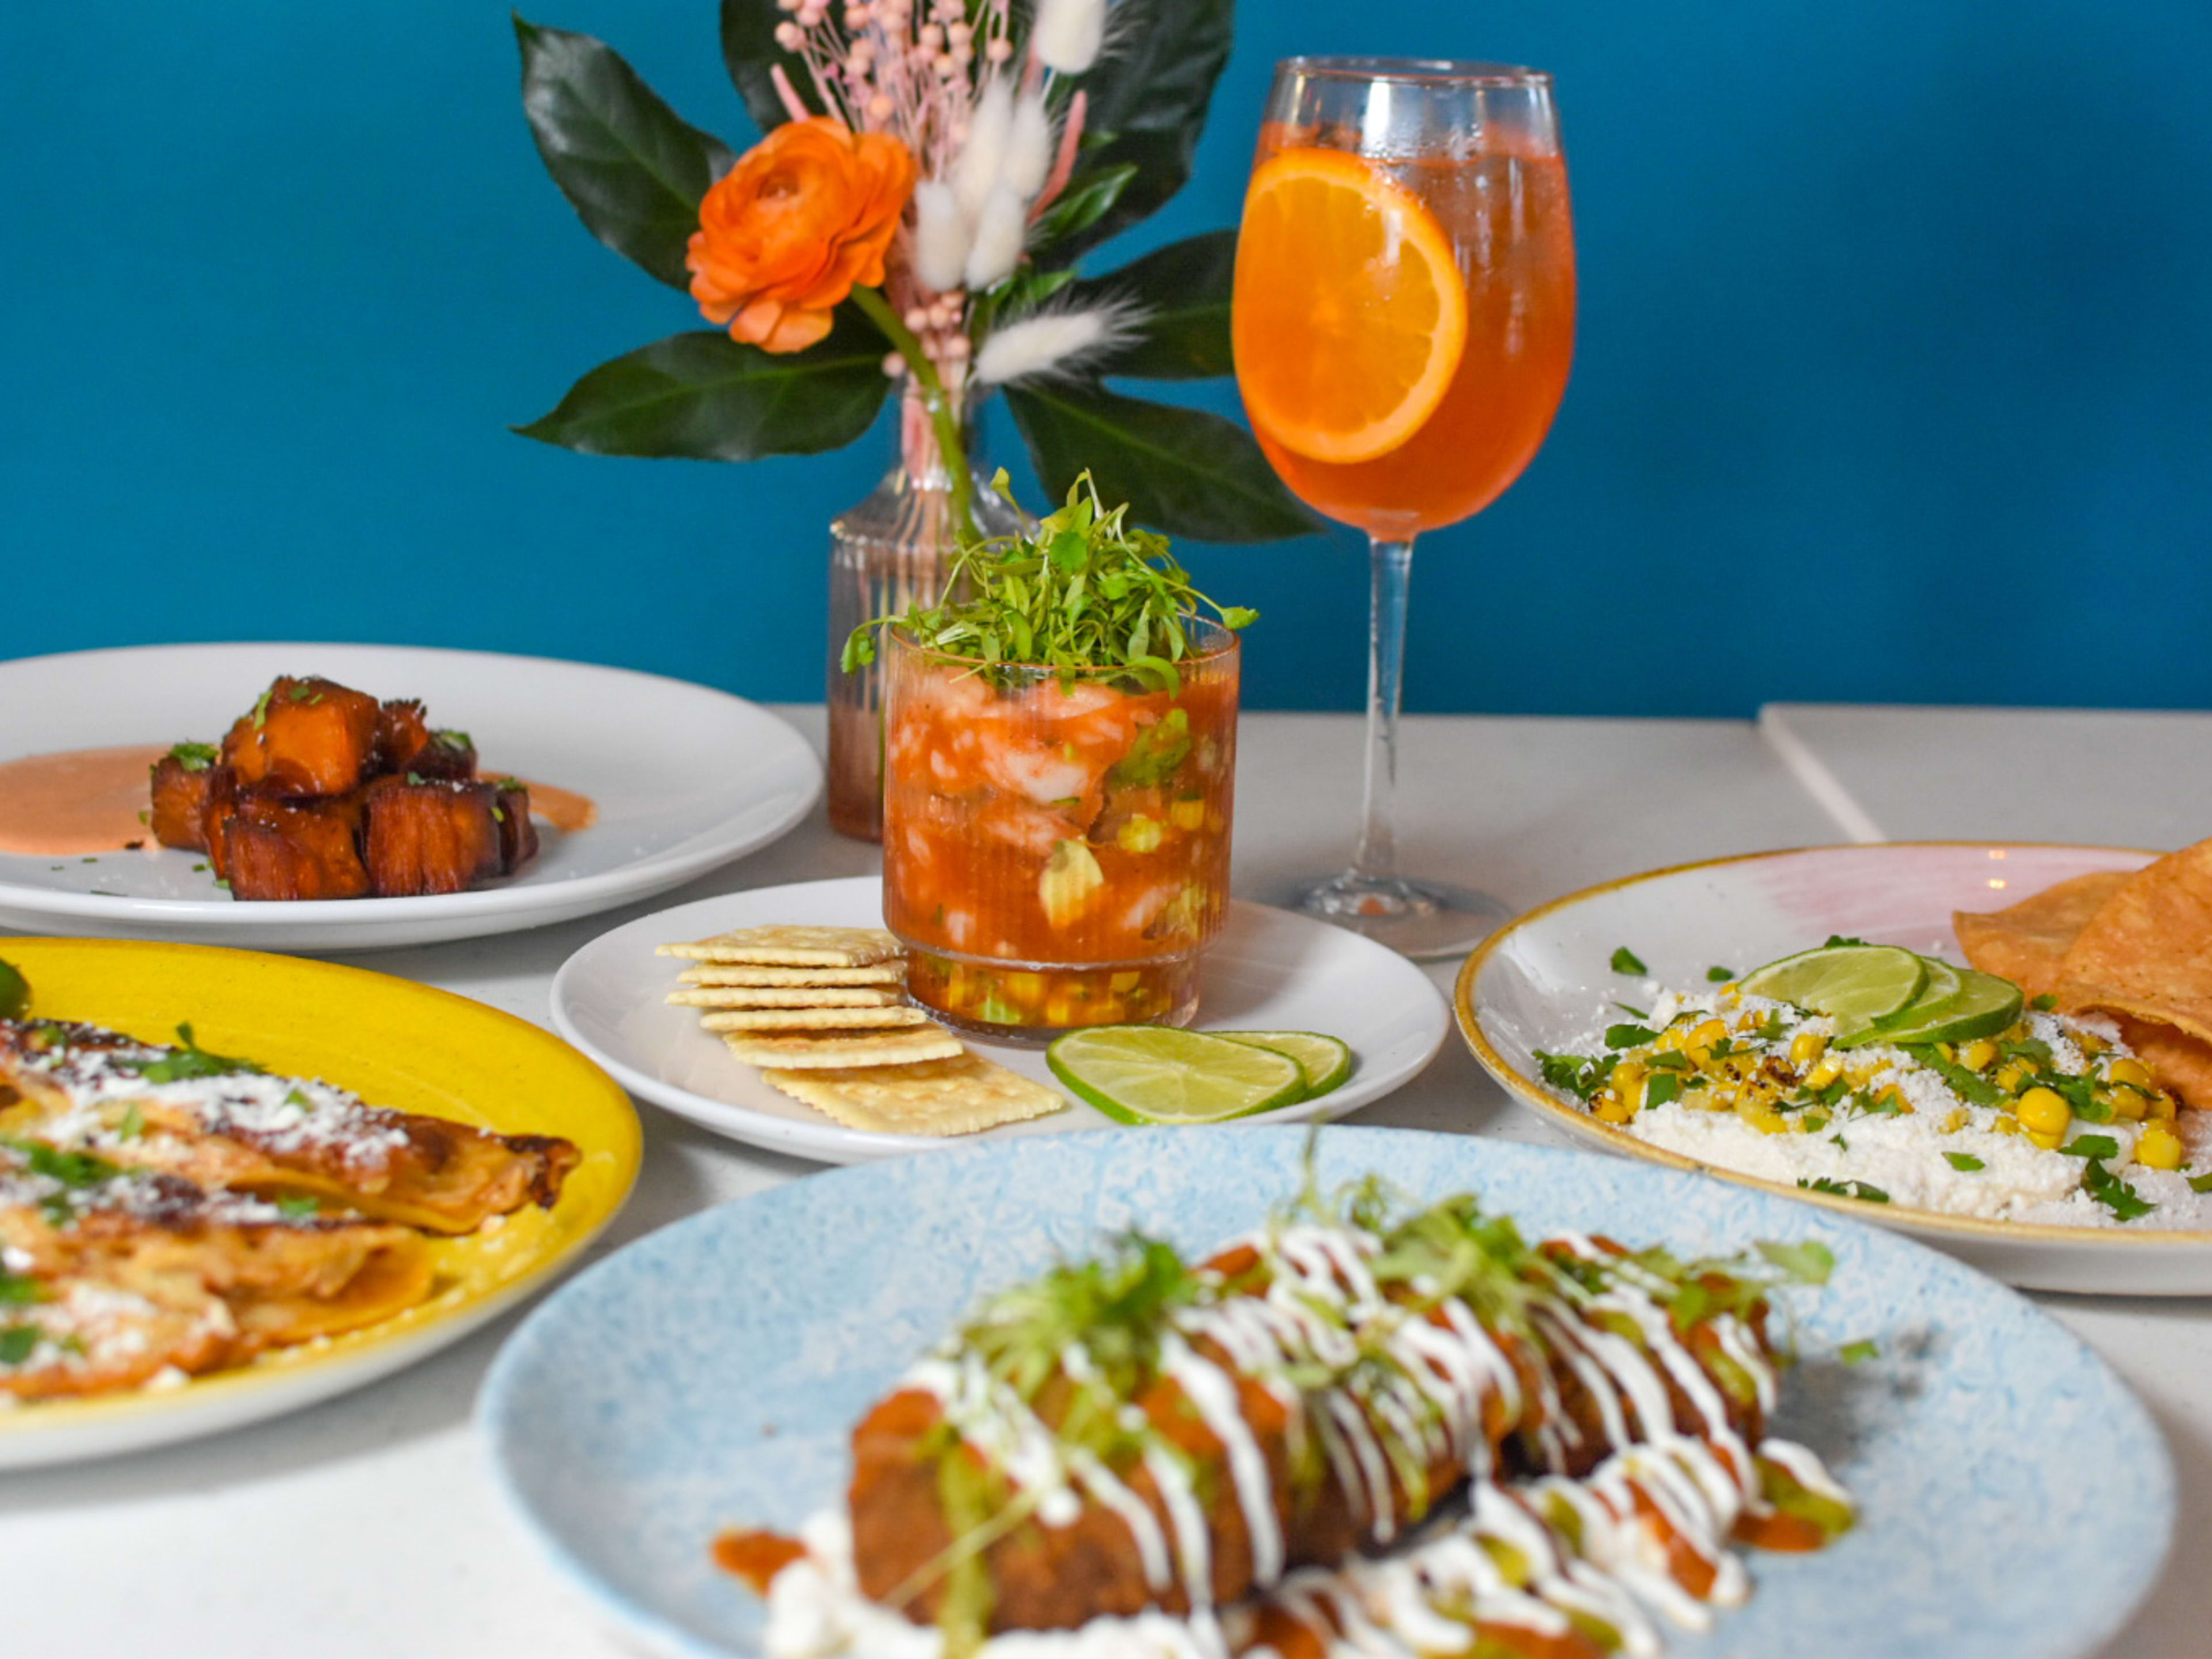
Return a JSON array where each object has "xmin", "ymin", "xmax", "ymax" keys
[{"xmin": 1232, "ymin": 58, "xmax": 1575, "ymax": 957}]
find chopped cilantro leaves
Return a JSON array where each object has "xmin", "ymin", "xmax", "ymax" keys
[
  {"xmin": 1612, "ymin": 1002, "xmax": 1649, "ymax": 1020},
  {"xmin": 1609, "ymin": 946, "xmax": 1647, "ymax": 976},
  {"xmin": 1839, "ymin": 1339, "xmax": 1880, "ymax": 1365},
  {"xmin": 1644, "ymin": 1073, "xmax": 1683, "ymax": 1109},
  {"xmin": 275, "ymin": 1196, "xmax": 321, "ymax": 1219},
  {"xmin": 2056, "ymin": 1134, "xmax": 2120, "ymax": 1161},
  {"xmin": 168, "ymin": 741, "xmax": 218, "ymax": 772},
  {"xmin": 1903, "ymin": 1044, "xmax": 2006, "ymax": 1107},
  {"xmin": 1535, "ymin": 1050, "xmax": 1615, "ymax": 1102},
  {"xmin": 0, "ymin": 1269, "xmax": 41, "ymax": 1307},
  {"xmin": 116, "ymin": 1103, "xmax": 144, "ymax": 1142},
  {"xmin": 1706, "ymin": 965, "xmax": 1736, "ymax": 983},
  {"xmin": 1804, "ymin": 1113, "xmax": 1828, "ymax": 1133},
  {"xmin": 1824, "ymin": 935, "xmax": 1866, "ymax": 948},
  {"xmin": 123, "ymin": 1023, "xmax": 264, "ymax": 1085},
  {"xmin": 1798, "ymin": 1176, "xmax": 1889, "ymax": 1203},
  {"xmin": 2031, "ymin": 993, "xmax": 2057, "ymax": 1012},
  {"xmin": 1646, "ymin": 1050, "xmax": 1692, "ymax": 1072},
  {"xmin": 0, "ymin": 1326, "xmax": 37, "ymax": 1366},
  {"xmin": 249, "ymin": 686, "xmax": 275, "ymax": 729},
  {"xmin": 1604, "ymin": 1023, "xmax": 1657, "ymax": 1051},
  {"xmin": 2082, "ymin": 1158, "xmax": 2154, "ymax": 1222},
  {"xmin": 1944, "ymin": 1151, "xmax": 1985, "ymax": 1172},
  {"xmin": 2190, "ymin": 1172, "xmax": 2212, "ymax": 1195},
  {"xmin": 1754, "ymin": 1238, "xmax": 1835, "ymax": 1285},
  {"xmin": 1, "ymin": 1136, "xmax": 122, "ymax": 1188}
]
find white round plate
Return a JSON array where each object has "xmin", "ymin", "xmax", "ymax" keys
[
  {"xmin": 1453, "ymin": 842, "xmax": 2212, "ymax": 1294},
  {"xmin": 552, "ymin": 876, "xmax": 1451, "ymax": 1163},
  {"xmin": 0, "ymin": 643, "xmax": 821, "ymax": 950}
]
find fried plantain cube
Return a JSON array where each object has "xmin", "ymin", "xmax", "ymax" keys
[
  {"xmin": 221, "ymin": 677, "xmax": 382, "ymax": 797},
  {"xmin": 363, "ymin": 776, "xmax": 503, "ymax": 897},
  {"xmin": 221, "ymin": 795, "xmax": 370, "ymax": 902},
  {"xmin": 490, "ymin": 779, "xmax": 538, "ymax": 874},
  {"xmin": 148, "ymin": 744, "xmax": 219, "ymax": 853},
  {"xmin": 373, "ymin": 699, "xmax": 433, "ymax": 775}
]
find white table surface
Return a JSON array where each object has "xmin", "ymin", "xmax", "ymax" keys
[{"xmin": 1, "ymin": 703, "xmax": 2201, "ymax": 1657}]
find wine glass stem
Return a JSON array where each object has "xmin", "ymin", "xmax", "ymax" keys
[{"xmin": 1353, "ymin": 535, "xmax": 1416, "ymax": 881}]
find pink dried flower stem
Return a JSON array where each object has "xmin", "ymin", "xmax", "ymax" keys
[{"xmin": 1029, "ymin": 88, "xmax": 1085, "ymax": 221}]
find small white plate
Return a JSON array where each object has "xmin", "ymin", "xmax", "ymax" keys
[
  {"xmin": 0, "ymin": 643, "xmax": 821, "ymax": 950},
  {"xmin": 551, "ymin": 876, "xmax": 1451, "ymax": 1163},
  {"xmin": 1453, "ymin": 842, "xmax": 2212, "ymax": 1294}
]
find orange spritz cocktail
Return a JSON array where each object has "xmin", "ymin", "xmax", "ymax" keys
[{"xmin": 1229, "ymin": 59, "xmax": 1575, "ymax": 959}]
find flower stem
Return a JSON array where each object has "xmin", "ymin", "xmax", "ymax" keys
[{"xmin": 850, "ymin": 286, "xmax": 975, "ymax": 541}]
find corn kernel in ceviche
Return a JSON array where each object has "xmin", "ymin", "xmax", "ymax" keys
[{"xmin": 1537, "ymin": 956, "xmax": 2212, "ymax": 1228}]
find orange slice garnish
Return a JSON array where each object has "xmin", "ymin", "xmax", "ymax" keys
[{"xmin": 1233, "ymin": 149, "xmax": 1469, "ymax": 466}]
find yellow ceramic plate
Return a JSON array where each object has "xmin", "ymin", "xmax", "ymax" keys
[{"xmin": 0, "ymin": 938, "xmax": 640, "ymax": 1468}]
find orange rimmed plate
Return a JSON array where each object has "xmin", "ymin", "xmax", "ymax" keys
[
  {"xmin": 0, "ymin": 938, "xmax": 639, "ymax": 1467},
  {"xmin": 1452, "ymin": 842, "xmax": 2212, "ymax": 1294}
]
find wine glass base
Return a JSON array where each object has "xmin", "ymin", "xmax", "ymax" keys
[{"xmin": 1277, "ymin": 872, "xmax": 1513, "ymax": 960}]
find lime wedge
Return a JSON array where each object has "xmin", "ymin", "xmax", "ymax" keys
[
  {"xmin": 1738, "ymin": 945, "xmax": 1927, "ymax": 1026},
  {"xmin": 0, "ymin": 957, "xmax": 26, "ymax": 1021},
  {"xmin": 1212, "ymin": 1031, "xmax": 1354, "ymax": 1100},
  {"xmin": 1047, "ymin": 1027, "xmax": 1306, "ymax": 1126},
  {"xmin": 1849, "ymin": 967, "xmax": 2024, "ymax": 1048}
]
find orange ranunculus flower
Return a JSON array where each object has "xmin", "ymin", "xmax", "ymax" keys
[{"xmin": 687, "ymin": 118, "xmax": 916, "ymax": 354}]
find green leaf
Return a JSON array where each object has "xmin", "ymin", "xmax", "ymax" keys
[
  {"xmin": 1604, "ymin": 1024, "xmax": 1658, "ymax": 1051},
  {"xmin": 2058, "ymin": 1134, "xmax": 2121, "ymax": 1161},
  {"xmin": 1839, "ymin": 1338, "xmax": 1880, "ymax": 1365},
  {"xmin": 1944, "ymin": 1150, "xmax": 1986, "ymax": 1172},
  {"xmin": 1034, "ymin": 130, "xmax": 1194, "ymax": 263},
  {"xmin": 1072, "ymin": 0, "xmax": 1232, "ymax": 142},
  {"xmin": 516, "ymin": 17, "xmax": 734, "ymax": 293},
  {"xmin": 1031, "ymin": 161, "xmax": 1138, "ymax": 249},
  {"xmin": 517, "ymin": 316, "xmax": 892, "ymax": 460},
  {"xmin": 1066, "ymin": 231, "xmax": 1234, "ymax": 381},
  {"xmin": 1610, "ymin": 947, "xmax": 1647, "ymax": 976},
  {"xmin": 1006, "ymin": 381, "xmax": 1319, "ymax": 543},
  {"xmin": 1645, "ymin": 1073, "xmax": 1683, "ymax": 1109},
  {"xmin": 1798, "ymin": 1176, "xmax": 1890, "ymax": 1203},
  {"xmin": 1707, "ymin": 965, "xmax": 1737, "ymax": 983},
  {"xmin": 1755, "ymin": 1238, "xmax": 1835, "ymax": 1286},
  {"xmin": 718, "ymin": 0, "xmax": 821, "ymax": 134},
  {"xmin": 2082, "ymin": 1158, "xmax": 2155, "ymax": 1221}
]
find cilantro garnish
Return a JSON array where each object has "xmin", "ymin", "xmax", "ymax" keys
[
  {"xmin": 2031, "ymin": 993, "xmax": 2058, "ymax": 1012},
  {"xmin": 249, "ymin": 685, "xmax": 275, "ymax": 729},
  {"xmin": 1707, "ymin": 965, "xmax": 1736, "ymax": 983},
  {"xmin": 1609, "ymin": 946, "xmax": 1647, "ymax": 976},
  {"xmin": 1535, "ymin": 1050, "xmax": 1615, "ymax": 1101},
  {"xmin": 843, "ymin": 470, "xmax": 1254, "ymax": 690},
  {"xmin": 1643, "ymin": 1073, "xmax": 1681, "ymax": 1109},
  {"xmin": 1944, "ymin": 1151, "xmax": 1985, "ymax": 1172},
  {"xmin": 1839, "ymin": 1338, "xmax": 1880, "ymax": 1365},
  {"xmin": 2082, "ymin": 1158, "xmax": 2154, "ymax": 1221},
  {"xmin": 1903, "ymin": 1044, "xmax": 2006, "ymax": 1107},
  {"xmin": 1612, "ymin": 1002, "xmax": 1649, "ymax": 1020},
  {"xmin": 1603, "ymin": 1023, "xmax": 1657, "ymax": 1051},
  {"xmin": 275, "ymin": 1196, "xmax": 321, "ymax": 1219},
  {"xmin": 123, "ymin": 1023, "xmax": 264, "ymax": 1085},
  {"xmin": 434, "ymin": 729, "xmax": 472, "ymax": 751},
  {"xmin": 166, "ymin": 741, "xmax": 218, "ymax": 773},
  {"xmin": 1755, "ymin": 1238, "xmax": 1835, "ymax": 1285},
  {"xmin": 116, "ymin": 1103, "xmax": 144, "ymax": 1142},
  {"xmin": 0, "ymin": 1326, "xmax": 37, "ymax": 1366},
  {"xmin": 2057, "ymin": 1134, "xmax": 2120, "ymax": 1161},
  {"xmin": 2190, "ymin": 1172, "xmax": 2212, "ymax": 1194},
  {"xmin": 1825, "ymin": 935, "xmax": 1866, "ymax": 948},
  {"xmin": 1, "ymin": 1136, "xmax": 122, "ymax": 1188},
  {"xmin": 1800, "ymin": 1176, "xmax": 1889, "ymax": 1203},
  {"xmin": 0, "ymin": 1268, "xmax": 42, "ymax": 1307}
]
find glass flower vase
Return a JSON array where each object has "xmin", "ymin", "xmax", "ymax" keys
[{"xmin": 824, "ymin": 382, "xmax": 1021, "ymax": 841}]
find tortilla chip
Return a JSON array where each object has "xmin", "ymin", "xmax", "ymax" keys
[
  {"xmin": 2109, "ymin": 1016, "xmax": 2212, "ymax": 1115},
  {"xmin": 2058, "ymin": 842, "xmax": 2212, "ymax": 1050},
  {"xmin": 658, "ymin": 926, "xmax": 903, "ymax": 968},
  {"xmin": 763, "ymin": 1052, "xmax": 1067, "ymax": 1136},
  {"xmin": 1953, "ymin": 871, "xmax": 2133, "ymax": 1002}
]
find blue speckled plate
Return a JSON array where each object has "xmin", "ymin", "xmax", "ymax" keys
[{"xmin": 478, "ymin": 1127, "xmax": 2173, "ymax": 1659}]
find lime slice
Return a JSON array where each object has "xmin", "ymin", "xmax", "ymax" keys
[
  {"xmin": 1047, "ymin": 1027, "xmax": 1306, "ymax": 1126},
  {"xmin": 0, "ymin": 957, "xmax": 26, "ymax": 1021},
  {"xmin": 1850, "ymin": 967, "xmax": 2024, "ymax": 1048},
  {"xmin": 1738, "ymin": 945, "xmax": 1927, "ymax": 1026},
  {"xmin": 1213, "ymin": 1031, "xmax": 1354, "ymax": 1100}
]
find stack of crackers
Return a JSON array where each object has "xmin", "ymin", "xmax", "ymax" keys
[{"xmin": 658, "ymin": 925, "xmax": 1067, "ymax": 1137}]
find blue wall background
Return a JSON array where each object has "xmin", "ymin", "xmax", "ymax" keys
[{"xmin": 4, "ymin": 3, "xmax": 2208, "ymax": 715}]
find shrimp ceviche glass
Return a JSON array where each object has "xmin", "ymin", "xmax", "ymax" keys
[{"xmin": 852, "ymin": 472, "xmax": 1253, "ymax": 1040}]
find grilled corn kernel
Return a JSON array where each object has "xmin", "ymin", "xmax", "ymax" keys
[
  {"xmin": 2147, "ymin": 1090, "xmax": 2179, "ymax": 1122},
  {"xmin": 1689, "ymin": 1019, "xmax": 1728, "ymax": 1051},
  {"xmin": 1803, "ymin": 1055, "xmax": 1844, "ymax": 1091},
  {"xmin": 1994, "ymin": 1064, "xmax": 2029, "ymax": 1096},
  {"xmin": 1612, "ymin": 1063, "xmax": 1647, "ymax": 1113},
  {"xmin": 1990, "ymin": 1115, "xmax": 2022, "ymax": 1137},
  {"xmin": 1874, "ymin": 1084, "xmax": 1911, "ymax": 1115},
  {"xmin": 1168, "ymin": 798, "xmax": 1206, "ymax": 832},
  {"xmin": 2017, "ymin": 1086, "xmax": 2071, "ymax": 1138},
  {"xmin": 1939, "ymin": 1108, "xmax": 1968, "ymax": 1134},
  {"xmin": 1592, "ymin": 1092, "xmax": 1633, "ymax": 1126},
  {"xmin": 2107, "ymin": 1057, "xmax": 2154, "ymax": 1091},
  {"xmin": 2028, "ymin": 1128, "xmax": 2066, "ymax": 1152},
  {"xmin": 1937, "ymin": 1042, "xmax": 1958, "ymax": 1063},
  {"xmin": 1789, "ymin": 1031, "xmax": 1828, "ymax": 1067},
  {"xmin": 1653, "ymin": 1025, "xmax": 1687, "ymax": 1054},
  {"xmin": 1959, "ymin": 1039, "xmax": 1998, "ymax": 1073},
  {"xmin": 2079, "ymin": 1032, "xmax": 2108, "ymax": 1056},
  {"xmin": 2135, "ymin": 1126, "xmax": 2184, "ymax": 1170},
  {"xmin": 2109, "ymin": 1088, "xmax": 2149, "ymax": 1122},
  {"xmin": 1744, "ymin": 1109, "xmax": 1788, "ymax": 1135}
]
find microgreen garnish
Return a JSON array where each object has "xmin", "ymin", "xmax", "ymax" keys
[
  {"xmin": 1799, "ymin": 1176, "xmax": 1889, "ymax": 1203},
  {"xmin": 1609, "ymin": 946, "xmax": 1647, "ymax": 976},
  {"xmin": 843, "ymin": 470, "xmax": 1254, "ymax": 690},
  {"xmin": 1944, "ymin": 1151, "xmax": 1984, "ymax": 1172},
  {"xmin": 1707, "ymin": 965, "xmax": 1736, "ymax": 983},
  {"xmin": 1839, "ymin": 1338, "xmax": 1880, "ymax": 1365},
  {"xmin": 122, "ymin": 1024, "xmax": 264, "ymax": 1085}
]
